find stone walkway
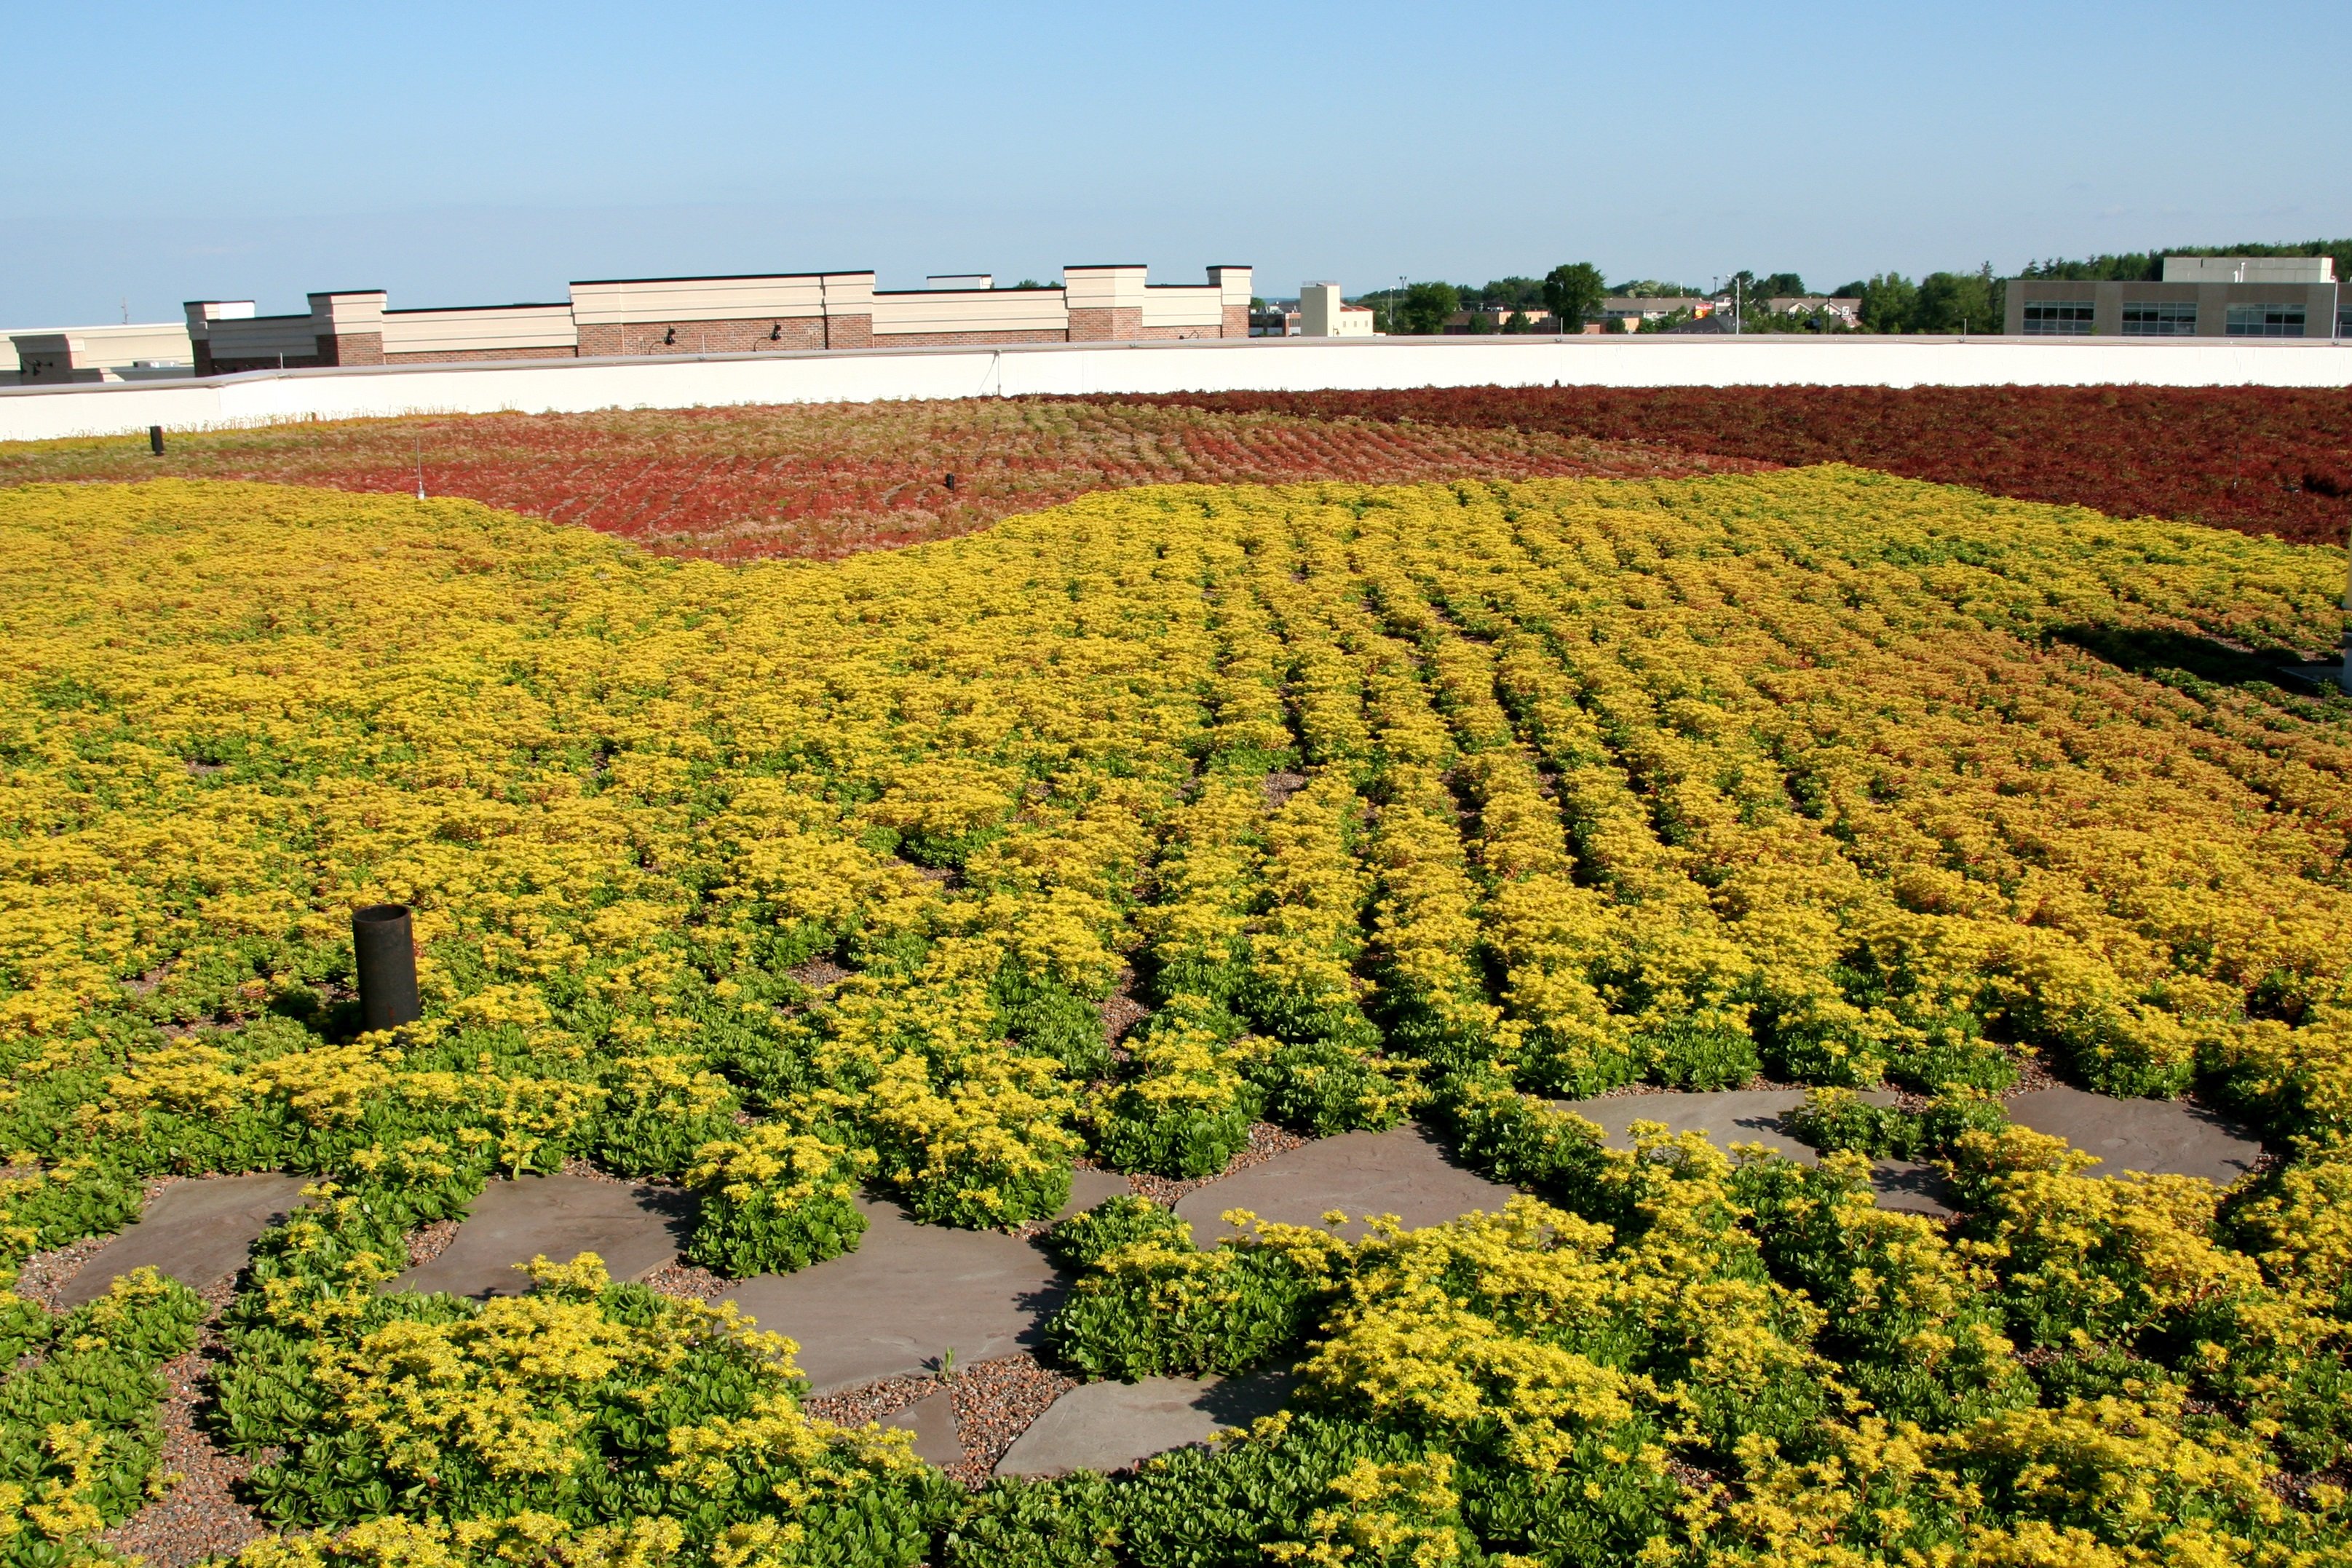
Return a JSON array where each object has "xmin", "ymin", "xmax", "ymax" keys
[
  {"xmin": 2006, "ymin": 1085, "xmax": 2262, "ymax": 1186},
  {"xmin": 1556, "ymin": 1090, "xmax": 1952, "ymax": 1216},
  {"xmin": 722, "ymin": 1196, "xmax": 1068, "ymax": 1393},
  {"xmin": 1173, "ymin": 1122, "xmax": 1516, "ymax": 1242},
  {"xmin": 56, "ymin": 1173, "xmax": 309, "ymax": 1309},
  {"xmin": 994, "ymin": 1371, "xmax": 1294, "ymax": 1478},
  {"xmin": 392, "ymin": 1174, "xmax": 694, "ymax": 1298}
]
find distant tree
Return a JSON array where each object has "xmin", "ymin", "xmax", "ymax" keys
[
  {"xmin": 1911, "ymin": 264, "xmax": 2002, "ymax": 333},
  {"xmin": 1754, "ymin": 272, "xmax": 1807, "ymax": 299},
  {"xmin": 1858, "ymin": 273, "xmax": 1920, "ymax": 333},
  {"xmin": 1501, "ymin": 310, "xmax": 1534, "ymax": 334},
  {"xmin": 1829, "ymin": 280, "xmax": 1868, "ymax": 301},
  {"xmin": 1542, "ymin": 263, "xmax": 1607, "ymax": 331},
  {"xmin": 1396, "ymin": 282, "xmax": 1460, "ymax": 336},
  {"xmin": 1468, "ymin": 311, "xmax": 1498, "ymax": 334}
]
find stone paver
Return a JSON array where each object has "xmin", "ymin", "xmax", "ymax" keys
[
  {"xmin": 1174, "ymin": 1123, "xmax": 1516, "ymax": 1243},
  {"xmin": 1558, "ymin": 1090, "xmax": 1949, "ymax": 1216},
  {"xmin": 1557, "ymin": 1089, "xmax": 1899, "ymax": 1162},
  {"xmin": 60, "ymin": 1173, "xmax": 309, "ymax": 1309},
  {"xmin": 1868, "ymin": 1160, "xmax": 1954, "ymax": 1219},
  {"xmin": 1059, "ymin": 1168, "xmax": 1132, "ymax": 1221},
  {"xmin": 882, "ymin": 1388, "xmax": 962, "ymax": 1465},
  {"xmin": 393, "ymin": 1175, "xmax": 692, "ymax": 1299},
  {"xmin": 2008, "ymin": 1086, "xmax": 2262, "ymax": 1187},
  {"xmin": 722, "ymin": 1196, "xmax": 1064, "ymax": 1393},
  {"xmin": 994, "ymin": 1371, "xmax": 1292, "ymax": 1478}
]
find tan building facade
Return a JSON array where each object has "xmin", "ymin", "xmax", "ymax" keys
[
  {"xmin": 2003, "ymin": 256, "xmax": 2340, "ymax": 338},
  {"xmin": 188, "ymin": 263, "xmax": 1251, "ymax": 374}
]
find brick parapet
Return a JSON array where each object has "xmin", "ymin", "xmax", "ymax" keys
[
  {"xmin": 871, "ymin": 327, "xmax": 1069, "ymax": 349},
  {"xmin": 384, "ymin": 346, "xmax": 579, "ymax": 365},
  {"xmin": 318, "ymin": 332, "xmax": 384, "ymax": 367},
  {"xmin": 824, "ymin": 314, "xmax": 874, "ymax": 349},
  {"xmin": 1221, "ymin": 304, "xmax": 1248, "ymax": 338},
  {"xmin": 577, "ymin": 318, "xmax": 825, "ymax": 357},
  {"xmin": 1067, "ymin": 306, "xmax": 1144, "ymax": 342}
]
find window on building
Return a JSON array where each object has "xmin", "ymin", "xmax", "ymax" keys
[
  {"xmin": 2339, "ymin": 305, "xmax": 2351, "ymax": 340},
  {"xmin": 2121, "ymin": 301, "xmax": 2198, "ymax": 336},
  {"xmin": 2022, "ymin": 299, "xmax": 2094, "ymax": 335},
  {"xmin": 2225, "ymin": 302, "xmax": 2307, "ymax": 337}
]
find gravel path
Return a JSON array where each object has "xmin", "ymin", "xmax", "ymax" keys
[
  {"xmin": 96, "ymin": 1282, "xmax": 269, "ymax": 1567},
  {"xmin": 801, "ymin": 1353, "xmax": 1080, "ymax": 1487}
]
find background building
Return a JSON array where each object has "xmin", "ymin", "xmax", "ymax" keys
[
  {"xmin": 6, "ymin": 322, "xmax": 192, "ymax": 384},
  {"xmin": 186, "ymin": 264, "xmax": 1252, "ymax": 374},
  {"xmin": 1298, "ymin": 282, "xmax": 1375, "ymax": 337},
  {"xmin": 2004, "ymin": 256, "xmax": 2340, "ymax": 338}
]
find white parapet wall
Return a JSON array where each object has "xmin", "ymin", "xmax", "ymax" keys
[{"xmin": 0, "ymin": 333, "xmax": 2348, "ymax": 443}]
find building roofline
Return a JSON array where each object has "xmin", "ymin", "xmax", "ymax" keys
[
  {"xmin": 567, "ymin": 270, "xmax": 872, "ymax": 286},
  {"xmin": 384, "ymin": 302, "xmax": 571, "ymax": 314}
]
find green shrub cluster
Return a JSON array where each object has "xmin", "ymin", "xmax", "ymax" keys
[
  {"xmin": 682, "ymin": 1123, "xmax": 871, "ymax": 1278},
  {"xmin": 1042, "ymin": 1198, "xmax": 1343, "ymax": 1381},
  {"xmin": 0, "ymin": 1270, "xmax": 204, "ymax": 1568}
]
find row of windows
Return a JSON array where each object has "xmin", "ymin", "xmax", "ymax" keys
[
  {"xmin": 2023, "ymin": 298, "xmax": 2331, "ymax": 336},
  {"xmin": 2122, "ymin": 301, "xmax": 2198, "ymax": 336},
  {"xmin": 2226, "ymin": 303, "xmax": 2307, "ymax": 337},
  {"xmin": 2022, "ymin": 301, "xmax": 2094, "ymax": 335}
]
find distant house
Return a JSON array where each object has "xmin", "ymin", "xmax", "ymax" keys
[
  {"xmin": 1600, "ymin": 297, "xmax": 1708, "ymax": 330},
  {"xmin": 2004, "ymin": 255, "xmax": 2340, "ymax": 338},
  {"xmin": 1766, "ymin": 296, "xmax": 1862, "ymax": 325},
  {"xmin": 1441, "ymin": 307, "xmax": 1559, "ymax": 333}
]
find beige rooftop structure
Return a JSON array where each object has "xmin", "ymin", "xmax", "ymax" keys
[
  {"xmin": 1298, "ymin": 282, "xmax": 1374, "ymax": 338},
  {"xmin": 188, "ymin": 262, "xmax": 1253, "ymax": 374},
  {"xmin": 2006, "ymin": 254, "xmax": 2342, "ymax": 338},
  {"xmin": 7, "ymin": 322, "xmax": 194, "ymax": 384}
]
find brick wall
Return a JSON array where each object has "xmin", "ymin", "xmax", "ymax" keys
[
  {"xmin": 317, "ymin": 332, "xmax": 384, "ymax": 367},
  {"xmin": 577, "ymin": 318, "xmax": 825, "ymax": 357},
  {"xmin": 871, "ymin": 327, "xmax": 1070, "ymax": 349},
  {"xmin": 1068, "ymin": 306, "xmax": 1144, "ymax": 342},
  {"xmin": 824, "ymin": 313, "xmax": 874, "ymax": 349},
  {"xmin": 384, "ymin": 346, "xmax": 579, "ymax": 365},
  {"xmin": 1221, "ymin": 304, "xmax": 1249, "ymax": 338}
]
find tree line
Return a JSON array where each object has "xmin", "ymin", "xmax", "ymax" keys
[{"xmin": 1350, "ymin": 237, "xmax": 2349, "ymax": 336}]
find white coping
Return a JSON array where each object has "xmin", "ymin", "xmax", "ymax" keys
[{"xmin": 1, "ymin": 333, "xmax": 2347, "ymax": 443}]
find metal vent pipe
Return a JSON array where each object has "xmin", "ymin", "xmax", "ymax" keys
[{"xmin": 352, "ymin": 904, "xmax": 421, "ymax": 1032}]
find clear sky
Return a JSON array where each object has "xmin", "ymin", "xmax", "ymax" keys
[{"xmin": 5, "ymin": 0, "xmax": 2348, "ymax": 325}]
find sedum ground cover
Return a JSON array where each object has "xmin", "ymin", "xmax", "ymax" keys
[
  {"xmin": 1106, "ymin": 386, "xmax": 2352, "ymax": 546},
  {"xmin": 0, "ymin": 400, "xmax": 1754, "ymax": 563},
  {"xmin": 0, "ymin": 470, "xmax": 2349, "ymax": 1564}
]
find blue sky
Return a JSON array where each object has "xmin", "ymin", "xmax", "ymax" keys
[{"xmin": 5, "ymin": 0, "xmax": 2348, "ymax": 325}]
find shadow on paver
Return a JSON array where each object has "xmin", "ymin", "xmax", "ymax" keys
[
  {"xmin": 721, "ymin": 1195, "xmax": 1066, "ymax": 1393},
  {"xmin": 2008, "ymin": 1085, "xmax": 2262, "ymax": 1187},
  {"xmin": 1173, "ymin": 1123, "xmax": 1514, "ymax": 1243},
  {"xmin": 994, "ymin": 1369, "xmax": 1293, "ymax": 1478},
  {"xmin": 58, "ymin": 1172, "xmax": 310, "ymax": 1309},
  {"xmin": 392, "ymin": 1174, "xmax": 694, "ymax": 1299}
]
